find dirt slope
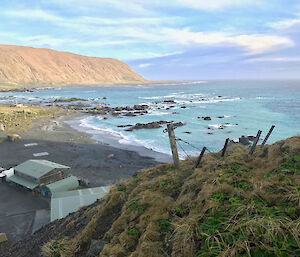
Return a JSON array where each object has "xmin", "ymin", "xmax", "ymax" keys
[
  {"xmin": 3, "ymin": 136, "xmax": 300, "ymax": 257},
  {"xmin": 0, "ymin": 44, "xmax": 146, "ymax": 90}
]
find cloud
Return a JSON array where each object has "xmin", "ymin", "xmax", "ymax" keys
[
  {"xmin": 6, "ymin": 9, "xmax": 62, "ymax": 22},
  {"xmin": 268, "ymin": 13, "xmax": 300, "ymax": 29},
  {"xmin": 48, "ymin": 0, "xmax": 260, "ymax": 13},
  {"xmin": 246, "ymin": 56, "xmax": 300, "ymax": 63},
  {"xmin": 138, "ymin": 63, "xmax": 153, "ymax": 68},
  {"xmin": 5, "ymin": 8, "xmax": 293, "ymax": 55},
  {"xmin": 166, "ymin": 29, "xmax": 293, "ymax": 54},
  {"xmin": 18, "ymin": 35, "xmax": 75, "ymax": 48},
  {"xmin": 172, "ymin": 0, "xmax": 258, "ymax": 11}
]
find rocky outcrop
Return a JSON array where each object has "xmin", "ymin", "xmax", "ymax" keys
[
  {"xmin": 125, "ymin": 121, "xmax": 184, "ymax": 131},
  {"xmin": 7, "ymin": 134, "xmax": 22, "ymax": 142}
]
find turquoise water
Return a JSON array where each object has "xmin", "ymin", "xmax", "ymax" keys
[{"xmin": 1, "ymin": 81, "xmax": 299, "ymax": 158}]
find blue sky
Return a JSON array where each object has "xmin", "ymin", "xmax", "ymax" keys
[{"xmin": 1, "ymin": 0, "xmax": 300, "ymax": 80}]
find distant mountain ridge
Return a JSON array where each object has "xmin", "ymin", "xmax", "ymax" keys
[{"xmin": 0, "ymin": 44, "xmax": 147, "ymax": 90}]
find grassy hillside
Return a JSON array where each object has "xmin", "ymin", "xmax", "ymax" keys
[{"xmin": 5, "ymin": 137, "xmax": 300, "ymax": 257}]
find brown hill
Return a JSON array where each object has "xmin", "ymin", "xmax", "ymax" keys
[{"xmin": 0, "ymin": 44, "xmax": 147, "ymax": 90}]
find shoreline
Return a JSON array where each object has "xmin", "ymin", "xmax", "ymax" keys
[
  {"xmin": 0, "ymin": 80, "xmax": 183, "ymax": 93},
  {"xmin": 0, "ymin": 80, "xmax": 208, "ymax": 93},
  {"xmin": 0, "ymin": 112, "xmax": 169, "ymax": 187},
  {"xmin": 65, "ymin": 115, "xmax": 172, "ymax": 163}
]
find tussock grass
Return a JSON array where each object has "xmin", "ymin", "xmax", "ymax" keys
[
  {"xmin": 0, "ymin": 104, "xmax": 62, "ymax": 132},
  {"xmin": 41, "ymin": 136, "xmax": 300, "ymax": 257}
]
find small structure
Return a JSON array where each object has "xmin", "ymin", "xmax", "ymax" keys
[
  {"xmin": 41, "ymin": 176, "xmax": 79, "ymax": 197},
  {"xmin": 7, "ymin": 160, "xmax": 70, "ymax": 190},
  {"xmin": 51, "ymin": 186, "xmax": 111, "ymax": 221},
  {"xmin": 2, "ymin": 168, "xmax": 14, "ymax": 179}
]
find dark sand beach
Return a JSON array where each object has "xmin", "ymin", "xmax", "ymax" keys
[{"xmin": 0, "ymin": 113, "xmax": 167, "ymax": 187}]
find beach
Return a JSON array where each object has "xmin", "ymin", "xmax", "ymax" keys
[{"xmin": 0, "ymin": 112, "xmax": 166, "ymax": 187}]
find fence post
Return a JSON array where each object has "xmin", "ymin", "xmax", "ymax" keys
[
  {"xmin": 167, "ymin": 124, "xmax": 180, "ymax": 169},
  {"xmin": 221, "ymin": 138, "xmax": 229, "ymax": 157},
  {"xmin": 260, "ymin": 125, "xmax": 275, "ymax": 148},
  {"xmin": 249, "ymin": 130, "xmax": 262, "ymax": 155},
  {"xmin": 195, "ymin": 147, "xmax": 207, "ymax": 168}
]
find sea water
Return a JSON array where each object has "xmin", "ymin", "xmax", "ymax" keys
[{"xmin": 0, "ymin": 81, "xmax": 299, "ymax": 158}]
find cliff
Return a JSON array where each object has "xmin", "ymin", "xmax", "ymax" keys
[{"xmin": 0, "ymin": 44, "xmax": 147, "ymax": 90}]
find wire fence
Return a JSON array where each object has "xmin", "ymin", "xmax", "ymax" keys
[{"xmin": 165, "ymin": 123, "xmax": 275, "ymax": 167}]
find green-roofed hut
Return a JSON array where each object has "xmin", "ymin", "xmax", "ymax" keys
[
  {"xmin": 7, "ymin": 159, "xmax": 71, "ymax": 190},
  {"xmin": 41, "ymin": 176, "xmax": 79, "ymax": 197}
]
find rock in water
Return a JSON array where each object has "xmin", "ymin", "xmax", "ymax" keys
[{"xmin": 7, "ymin": 134, "xmax": 22, "ymax": 142}]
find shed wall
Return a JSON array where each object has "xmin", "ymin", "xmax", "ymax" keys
[{"xmin": 40, "ymin": 168, "xmax": 70, "ymax": 185}]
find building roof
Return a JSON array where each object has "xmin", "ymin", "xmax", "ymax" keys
[
  {"xmin": 7, "ymin": 174, "xmax": 39, "ymax": 190},
  {"xmin": 50, "ymin": 186, "xmax": 111, "ymax": 221},
  {"xmin": 42, "ymin": 176, "xmax": 79, "ymax": 196},
  {"xmin": 14, "ymin": 160, "xmax": 70, "ymax": 179}
]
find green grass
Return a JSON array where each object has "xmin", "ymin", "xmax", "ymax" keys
[
  {"xmin": 128, "ymin": 228, "xmax": 139, "ymax": 236},
  {"xmin": 127, "ymin": 200, "xmax": 148, "ymax": 212},
  {"xmin": 117, "ymin": 185, "xmax": 126, "ymax": 191}
]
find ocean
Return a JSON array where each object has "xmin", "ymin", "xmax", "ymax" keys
[{"xmin": 1, "ymin": 80, "xmax": 299, "ymax": 159}]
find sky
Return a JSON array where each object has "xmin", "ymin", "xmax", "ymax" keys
[{"xmin": 1, "ymin": 0, "xmax": 300, "ymax": 80}]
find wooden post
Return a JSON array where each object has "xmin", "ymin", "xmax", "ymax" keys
[
  {"xmin": 260, "ymin": 125, "xmax": 275, "ymax": 148},
  {"xmin": 167, "ymin": 124, "xmax": 180, "ymax": 169},
  {"xmin": 195, "ymin": 147, "xmax": 207, "ymax": 168},
  {"xmin": 249, "ymin": 130, "xmax": 262, "ymax": 155},
  {"xmin": 221, "ymin": 138, "xmax": 229, "ymax": 157}
]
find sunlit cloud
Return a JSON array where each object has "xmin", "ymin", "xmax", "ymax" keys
[
  {"xmin": 268, "ymin": 14, "xmax": 300, "ymax": 29},
  {"xmin": 138, "ymin": 63, "xmax": 153, "ymax": 68},
  {"xmin": 166, "ymin": 29, "xmax": 293, "ymax": 54},
  {"xmin": 4, "ymin": 8, "xmax": 293, "ymax": 55},
  {"xmin": 246, "ymin": 56, "xmax": 300, "ymax": 63}
]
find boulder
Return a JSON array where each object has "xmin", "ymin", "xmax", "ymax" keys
[
  {"xmin": 0, "ymin": 123, "xmax": 4, "ymax": 131},
  {"xmin": 134, "ymin": 104, "xmax": 149, "ymax": 110},
  {"xmin": 0, "ymin": 233, "xmax": 7, "ymax": 243},
  {"xmin": 125, "ymin": 106, "xmax": 133, "ymax": 111},
  {"xmin": 163, "ymin": 100, "xmax": 176, "ymax": 104},
  {"xmin": 88, "ymin": 240, "xmax": 106, "ymax": 257},
  {"xmin": 107, "ymin": 154, "xmax": 115, "ymax": 159},
  {"xmin": 239, "ymin": 136, "xmax": 250, "ymax": 146},
  {"xmin": 115, "ymin": 106, "xmax": 122, "ymax": 111},
  {"xmin": 173, "ymin": 122, "xmax": 184, "ymax": 127},
  {"xmin": 7, "ymin": 134, "xmax": 22, "ymax": 142},
  {"xmin": 124, "ymin": 112, "xmax": 136, "ymax": 117}
]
